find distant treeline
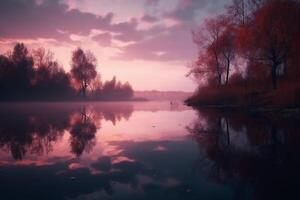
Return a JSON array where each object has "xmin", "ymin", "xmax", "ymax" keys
[
  {"xmin": 134, "ymin": 90, "xmax": 192, "ymax": 101},
  {"xmin": 0, "ymin": 43, "xmax": 133, "ymax": 101},
  {"xmin": 187, "ymin": 0, "xmax": 300, "ymax": 107}
]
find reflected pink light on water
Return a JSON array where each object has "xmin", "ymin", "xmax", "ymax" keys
[
  {"xmin": 153, "ymin": 145, "xmax": 167, "ymax": 152},
  {"xmin": 111, "ymin": 156, "xmax": 135, "ymax": 164},
  {"xmin": 0, "ymin": 102, "xmax": 196, "ymax": 168}
]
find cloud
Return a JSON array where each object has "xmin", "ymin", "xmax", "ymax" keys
[
  {"xmin": 0, "ymin": 0, "xmax": 112, "ymax": 40},
  {"xmin": 109, "ymin": 18, "xmax": 145, "ymax": 42},
  {"xmin": 92, "ymin": 32, "xmax": 112, "ymax": 46},
  {"xmin": 141, "ymin": 14, "xmax": 159, "ymax": 23},
  {"xmin": 164, "ymin": 0, "xmax": 229, "ymax": 22},
  {"xmin": 114, "ymin": 24, "xmax": 197, "ymax": 61},
  {"xmin": 145, "ymin": 0, "xmax": 160, "ymax": 6},
  {"xmin": 0, "ymin": 0, "xmax": 228, "ymax": 63}
]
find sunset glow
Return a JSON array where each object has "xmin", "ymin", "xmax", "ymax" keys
[
  {"xmin": 1, "ymin": 1, "xmax": 300, "ymax": 199},
  {"xmin": 0, "ymin": 0, "xmax": 230, "ymax": 91}
]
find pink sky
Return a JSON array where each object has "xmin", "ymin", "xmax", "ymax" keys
[{"xmin": 0, "ymin": 0, "xmax": 230, "ymax": 92}]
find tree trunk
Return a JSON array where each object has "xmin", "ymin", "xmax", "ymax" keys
[
  {"xmin": 82, "ymin": 88, "xmax": 86, "ymax": 98},
  {"xmin": 213, "ymin": 50, "xmax": 222, "ymax": 86},
  {"xmin": 225, "ymin": 59, "xmax": 230, "ymax": 85},
  {"xmin": 283, "ymin": 59, "xmax": 287, "ymax": 76},
  {"xmin": 271, "ymin": 63, "xmax": 278, "ymax": 90},
  {"xmin": 225, "ymin": 118, "xmax": 230, "ymax": 146},
  {"xmin": 241, "ymin": 0, "xmax": 245, "ymax": 25},
  {"xmin": 82, "ymin": 81, "xmax": 87, "ymax": 98},
  {"xmin": 218, "ymin": 72, "xmax": 222, "ymax": 85}
]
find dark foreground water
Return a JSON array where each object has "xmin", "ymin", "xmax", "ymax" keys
[{"xmin": 0, "ymin": 102, "xmax": 299, "ymax": 200}]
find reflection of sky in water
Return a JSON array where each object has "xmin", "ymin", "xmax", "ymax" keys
[
  {"xmin": 0, "ymin": 103, "xmax": 196, "ymax": 164},
  {"xmin": 0, "ymin": 102, "xmax": 233, "ymax": 200},
  {"xmin": 0, "ymin": 102, "xmax": 299, "ymax": 200}
]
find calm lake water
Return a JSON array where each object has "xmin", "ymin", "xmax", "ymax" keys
[{"xmin": 0, "ymin": 102, "xmax": 299, "ymax": 200}]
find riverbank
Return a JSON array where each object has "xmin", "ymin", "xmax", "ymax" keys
[
  {"xmin": 185, "ymin": 101, "xmax": 300, "ymax": 120},
  {"xmin": 185, "ymin": 84, "xmax": 300, "ymax": 114}
]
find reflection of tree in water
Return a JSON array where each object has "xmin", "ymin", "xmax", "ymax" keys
[
  {"xmin": 93, "ymin": 103, "xmax": 133, "ymax": 125},
  {"xmin": 69, "ymin": 107, "xmax": 97, "ymax": 157},
  {"xmin": 0, "ymin": 107, "xmax": 70, "ymax": 160},
  {"xmin": 187, "ymin": 109, "xmax": 300, "ymax": 200},
  {"xmin": 0, "ymin": 104, "xmax": 134, "ymax": 160}
]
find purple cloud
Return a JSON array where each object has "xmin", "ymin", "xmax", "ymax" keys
[
  {"xmin": 0, "ymin": 0, "xmax": 112, "ymax": 40},
  {"xmin": 92, "ymin": 32, "xmax": 112, "ymax": 46},
  {"xmin": 145, "ymin": 0, "xmax": 160, "ymax": 6},
  {"xmin": 141, "ymin": 14, "xmax": 159, "ymax": 23},
  {"xmin": 114, "ymin": 24, "xmax": 197, "ymax": 61},
  {"xmin": 108, "ymin": 18, "xmax": 145, "ymax": 42},
  {"xmin": 0, "ymin": 0, "xmax": 229, "ymax": 63},
  {"xmin": 165, "ymin": 0, "xmax": 230, "ymax": 21}
]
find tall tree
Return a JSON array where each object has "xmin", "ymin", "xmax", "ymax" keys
[
  {"xmin": 240, "ymin": 0, "xmax": 300, "ymax": 89},
  {"xmin": 191, "ymin": 16, "xmax": 236, "ymax": 86},
  {"xmin": 11, "ymin": 43, "xmax": 34, "ymax": 95},
  {"xmin": 32, "ymin": 47, "xmax": 54, "ymax": 69},
  {"xmin": 227, "ymin": 0, "xmax": 266, "ymax": 25},
  {"xmin": 192, "ymin": 16, "xmax": 226, "ymax": 85},
  {"xmin": 218, "ymin": 24, "xmax": 236, "ymax": 85},
  {"xmin": 32, "ymin": 47, "xmax": 73, "ymax": 99},
  {"xmin": 71, "ymin": 48, "xmax": 97, "ymax": 98}
]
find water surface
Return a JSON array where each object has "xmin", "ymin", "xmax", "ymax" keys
[{"xmin": 0, "ymin": 102, "xmax": 299, "ymax": 200}]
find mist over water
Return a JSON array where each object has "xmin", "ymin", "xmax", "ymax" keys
[{"xmin": 0, "ymin": 102, "xmax": 299, "ymax": 200}]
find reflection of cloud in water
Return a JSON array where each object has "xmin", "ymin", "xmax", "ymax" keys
[
  {"xmin": 0, "ymin": 102, "xmax": 243, "ymax": 200},
  {"xmin": 0, "ymin": 103, "xmax": 299, "ymax": 199},
  {"xmin": 112, "ymin": 156, "xmax": 135, "ymax": 164},
  {"xmin": 68, "ymin": 162, "xmax": 85, "ymax": 170},
  {"xmin": 0, "ymin": 138, "xmax": 208, "ymax": 200},
  {"xmin": 153, "ymin": 145, "xmax": 167, "ymax": 151},
  {"xmin": 0, "ymin": 102, "xmax": 138, "ymax": 160}
]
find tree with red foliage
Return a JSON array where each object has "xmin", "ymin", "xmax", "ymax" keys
[
  {"xmin": 219, "ymin": 26, "xmax": 236, "ymax": 85},
  {"xmin": 227, "ymin": 0, "xmax": 266, "ymax": 25},
  {"xmin": 238, "ymin": 0, "xmax": 300, "ymax": 89},
  {"xmin": 192, "ymin": 16, "xmax": 227, "ymax": 86},
  {"xmin": 187, "ymin": 0, "xmax": 300, "ymax": 107},
  {"xmin": 191, "ymin": 15, "xmax": 236, "ymax": 86}
]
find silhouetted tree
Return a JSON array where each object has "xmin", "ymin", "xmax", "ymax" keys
[
  {"xmin": 100, "ymin": 76, "xmax": 134, "ymax": 100},
  {"xmin": 0, "ymin": 55, "xmax": 14, "ymax": 98},
  {"xmin": 11, "ymin": 43, "xmax": 34, "ymax": 99},
  {"xmin": 32, "ymin": 47, "xmax": 75, "ymax": 100},
  {"xmin": 90, "ymin": 74, "xmax": 102, "ymax": 97},
  {"xmin": 71, "ymin": 48, "xmax": 97, "ymax": 98},
  {"xmin": 0, "ymin": 44, "xmax": 134, "ymax": 101}
]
